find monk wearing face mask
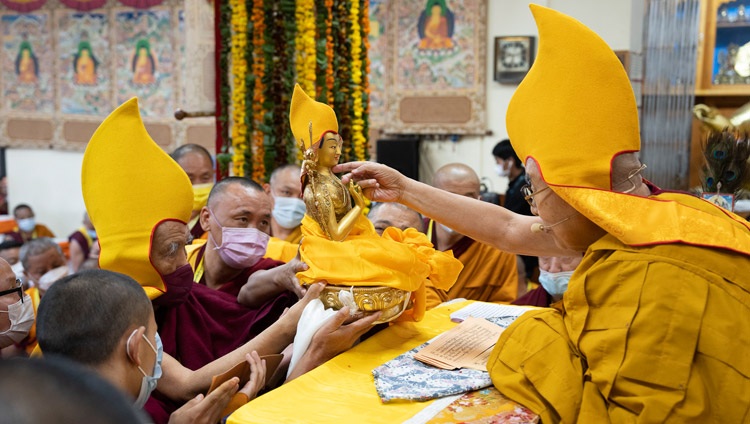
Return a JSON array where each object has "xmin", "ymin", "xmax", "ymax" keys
[
  {"xmin": 0, "ymin": 258, "xmax": 34, "ymax": 355},
  {"xmin": 171, "ymin": 144, "xmax": 215, "ymax": 241},
  {"xmin": 186, "ymin": 177, "xmax": 309, "ymax": 307},
  {"xmin": 263, "ymin": 164, "xmax": 306, "ymax": 263}
]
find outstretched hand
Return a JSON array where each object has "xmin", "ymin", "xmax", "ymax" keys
[
  {"xmin": 238, "ymin": 351, "xmax": 266, "ymax": 401},
  {"xmin": 273, "ymin": 250, "xmax": 308, "ymax": 299},
  {"xmin": 334, "ymin": 161, "xmax": 407, "ymax": 203},
  {"xmin": 168, "ymin": 377, "xmax": 239, "ymax": 424},
  {"xmin": 286, "ymin": 307, "xmax": 382, "ymax": 381}
]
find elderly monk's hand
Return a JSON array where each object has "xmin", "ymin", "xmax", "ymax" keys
[
  {"xmin": 286, "ymin": 307, "xmax": 381, "ymax": 381},
  {"xmin": 334, "ymin": 161, "xmax": 406, "ymax": 203},
  {"xmin": 168, "ymin": 377, "xmax": 239, "ymax": 424}
]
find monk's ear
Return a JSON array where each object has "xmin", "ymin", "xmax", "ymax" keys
[
  {"xmin": 199, "ymin": 206, "xmax": 211, "ymax": 232},
  {"xmin": 125, "ymin": 326, "xmax": 146, "ymax": 366},
  {"xmin": 262, "ymin": 183, "xmax": 271, "ymax": 194}
]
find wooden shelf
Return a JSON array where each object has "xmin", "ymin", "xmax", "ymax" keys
[{"xmin": 696, "ymin": 86, "xmax": 750, "ymax": 96}]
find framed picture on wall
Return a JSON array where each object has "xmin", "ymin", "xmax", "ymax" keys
[{"xmin": 494, "ymin": 36, "xmax": 535, "ymax": 84}]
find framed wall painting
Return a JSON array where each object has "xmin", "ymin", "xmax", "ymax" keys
[
  {"xmin": 493, "ymin": 35, "xmax": 535, "ymax": 84},
  {"xmin": 383, "ymin": 0, "xmax": 487, "ymax": 135}
]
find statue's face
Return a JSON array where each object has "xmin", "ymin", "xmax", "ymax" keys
[
  {"xmin": 21, "ymin": 50, "xmax": 30, "ymax": 59},
  {"xmin": 318, "ymin": 133, "xmax": 342, "ymax": 168},
  {"xmin": 81, "ymin": 49, "xmax": 90, "ymax": 59}
]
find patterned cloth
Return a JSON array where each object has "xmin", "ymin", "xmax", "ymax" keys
[{"xmin": 372, "ymin": 316, "xmax": 518, "ymax": 403}]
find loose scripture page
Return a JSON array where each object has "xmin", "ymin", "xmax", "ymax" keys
[{"xmin": 414, "ymin": 317, "xmax": 503, "ymax": 371}]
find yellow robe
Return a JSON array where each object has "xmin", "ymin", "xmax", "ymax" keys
[
  {"xmin": 487, "ymin": 233, "xmax": 750, "ymax": 423},
  {"xmin": 265, "ymin": 226, "xmax": 302, "ymax": 263},
  {"xmin": 425, "ymin": 221, "xmax": 518, "ymax": 309}
]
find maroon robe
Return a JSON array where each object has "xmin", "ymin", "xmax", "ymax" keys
[{"xmin": 144, "ymin": 256, "xmax": 295, "ymax": 423}]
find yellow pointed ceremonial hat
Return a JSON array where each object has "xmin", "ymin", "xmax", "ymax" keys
[
  {"xmin": 82, "ymin": 98, "xmax": 193, "ymax": 299},
  {"xmin": 290, "ymin": 84, "xmax": 338, "ymax": 150},
  {"xmin": 507, "ymin": 4, "xmax": 639, "ymax": 190},
  {"xmin": 507, "ymin": 5, "xmax": 750, "ymax": 255}
]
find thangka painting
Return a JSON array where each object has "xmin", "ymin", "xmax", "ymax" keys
[
  {"xmin": 1, "ymin": 12, "xmax": 54, "ymax": 113},
  {"xmin": 57, "ymin": 11, "xmax": 110, "ymax": 115},
  {"xmin": 113, "ymin": 8, "xmax": 175, "ymax": 117},
  {"xmin": 384, "ymin": 0, "xmax": 486, "ymax": 134},
  {"xmin": 368, "ymin": 0, "xmax": 387, "ymax": 128}
]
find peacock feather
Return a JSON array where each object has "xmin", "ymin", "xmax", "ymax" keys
[{"xmin": 701, "ymin": 130, "xmax": 750, "ymax": 195}]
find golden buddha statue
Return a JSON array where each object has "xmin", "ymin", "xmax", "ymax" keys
[{"xmin": 289, "ymin": 84, "xmax": 463, "ymax": 322}]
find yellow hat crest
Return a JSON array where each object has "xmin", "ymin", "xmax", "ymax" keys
[
  {"xmin": 289, "ymin": 84, "xmax": 339, "ymax": 151},
  {"xmin": 81, "ymin": 98, "xmax": 193, "ymax": 299},
  {"xmin": 507, "ymin": 5, "xmax": 750, "ymax": 256},
  {"xmin": 507, "ymin": 5, "xmax": 640, "ymax": 190}
]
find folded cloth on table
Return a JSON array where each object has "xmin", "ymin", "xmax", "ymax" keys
[
  {"xmin": 372, "ymin": 340, "xmax": 492, "ymax": 403},
  {"xmin": 372, "ymin": 315, "xmax": 520, "ymax": 403}
]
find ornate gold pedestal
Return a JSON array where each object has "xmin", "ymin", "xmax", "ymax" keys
[{"xmin": 319, "ymin": 285, "xmax": 412, "ymax": 323}]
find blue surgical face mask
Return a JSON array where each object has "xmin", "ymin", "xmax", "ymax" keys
[
  {"xmin": 130, "ymin": 331, "xmax": 163, "ymax": 409},
  {"xmin": 272, "ymin": 196, "xmax": 306, "ymax": 229},
  {"xmin": 87, "ymin": 229, "xmax": 97, "ymax": 239},
  {"xmin": 17, "ymin": 218, "xmax": 36, "ymax": 233},
  {"xmin": 538, "ymin": 270, "xmax": 574, "ymax": 300}
]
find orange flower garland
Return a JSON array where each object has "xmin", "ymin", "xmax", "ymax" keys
[
  {"xmin": 230, "ymin": 0, "xmax": 248, "ymax": 176},
  {"xmin": 251, "ymin": 0, "xmax": 266, "ymax": 181},
  {"xmin": 349, "ymin": 0, "xmax": 365, "ymax": 162},
  {"xmin": 324, "ymin": 0, "xmax": 334, "ymax": 105}
]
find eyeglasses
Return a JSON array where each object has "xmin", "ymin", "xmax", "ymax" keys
[
  {"xmin": 520, "ymin": 184, "xmax": 551, "ymax": 207},
  {"xmin": 0, "ymin": 279, "xmax": 24, "ymax": 302}
]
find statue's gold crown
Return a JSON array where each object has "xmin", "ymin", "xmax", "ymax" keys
[{"xmin": 289, "ymin": 84, "xmax": 339, "ymax": 151}]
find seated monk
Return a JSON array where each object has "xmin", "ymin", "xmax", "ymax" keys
[
  {"xmin": 264, "ymin": 164, "xmax": 306, "ymax": 262},
  {"xmin": 513, "ymin": 255, "xmax": 581, "ymax": 308},
  {"xmin": 425, "ymin": 163, "xmax": 518, "ymax": 308},
  {"xmin": 5, "ymin": 204, "xmax": 55, "ymax": 243},
  {"xmin": 0, "ymin": 258, "xmax": 34, "ymax": 357},
  {"xmin": 188, "ymin": 177, "xmax": 307, "ymax": 305},
  {"xmin": 337, "ymin": 5, "xmax": 750, "ymax": 422},
  {"xmin": 68, "ymin": 212, "xmax": 97, "ymax": 273},
  {"xmin": 367, "ymin": 202, "xmax": 425, "ymax": 236},
  {"xmin": 171, "ymin": 144, "xmax": 215, "ymax": 241},
  {"xmin": 82, "ymin": 98, "xmax": 379, "ymax": 423}
]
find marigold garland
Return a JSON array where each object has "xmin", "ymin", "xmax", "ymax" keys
[
  {"xmin": 220, "ymin": 0, "xmax": 371, "ymax": 180},
  {"xmin": 324, "ymin": 0, "xmax": 334, "ymax": 105},
  {"xmin": 360, "ymin": 0, "xmax": 370, "ymax": 160},
  {"xmin": 229, "ymin": 0, "xmax": 248, "ymax": 177},
  {"xmin": 295, "ymin": 0, "xmax": 316, "ymax": 95},
  {"xmin": 349, "ymin": 0, "xmax": 365, "ymax": 162},
  {"xmin": 251, "ymin": 0, "xmax": 266, "ymax": 182}
]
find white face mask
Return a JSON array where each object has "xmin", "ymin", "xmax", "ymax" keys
[
  {"xmin": 272, "ymin": 196, "xmax": 306, "ymax": 229},
  {"xmin": 129, "ymin": 330, "xmax": 163, "ymax": 409},
  {"xmin": 538, "ymin": 270, "xmax": 574, "ymax": 300},
  {"xmin": 17, "ymin": 218, "xmax": 36, "ymax": 233},
  {"xmin": 38, "ymin": 266, "xmax": 70, "ymax": 293},
  {"xmin": 495, "ymin": 163, "xmax": 510, "ymax": 178},
  {"xmin": 0, "ymin": 294, "xmax": 35, "ymax": 348}
]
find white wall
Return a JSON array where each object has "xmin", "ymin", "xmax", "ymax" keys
[
  {"xmin": 6, "ymin": 149, "xmax": 86, "ymax": 238},
  {"xmin": 419, "ymin": 0, "xmax": 644, "ymax": 193},
  {"xmin": 5, "ymin": 0, "xmax": 644, "ymax": 232}
]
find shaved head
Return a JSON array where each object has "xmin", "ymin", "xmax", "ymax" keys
[
  {"xmin": 432, "ymin": 163, "xmax": 481, "ymax": 199},
  {"xmin": 368, "ymin": 202, "xmax": 424, "ymax": 235}
]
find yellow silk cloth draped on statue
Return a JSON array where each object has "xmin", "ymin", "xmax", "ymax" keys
[
  {"xmin": 228, "ymin": 300, "xmax": 471, "ymax": 423},
  {"xmin": 296, "ymin": 214, "xmax": 462, "ymax": 321}
]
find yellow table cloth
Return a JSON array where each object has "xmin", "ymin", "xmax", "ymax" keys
[{"xmin": 228, "ymin": 300, "xmax": 473, "ymax": 424}]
